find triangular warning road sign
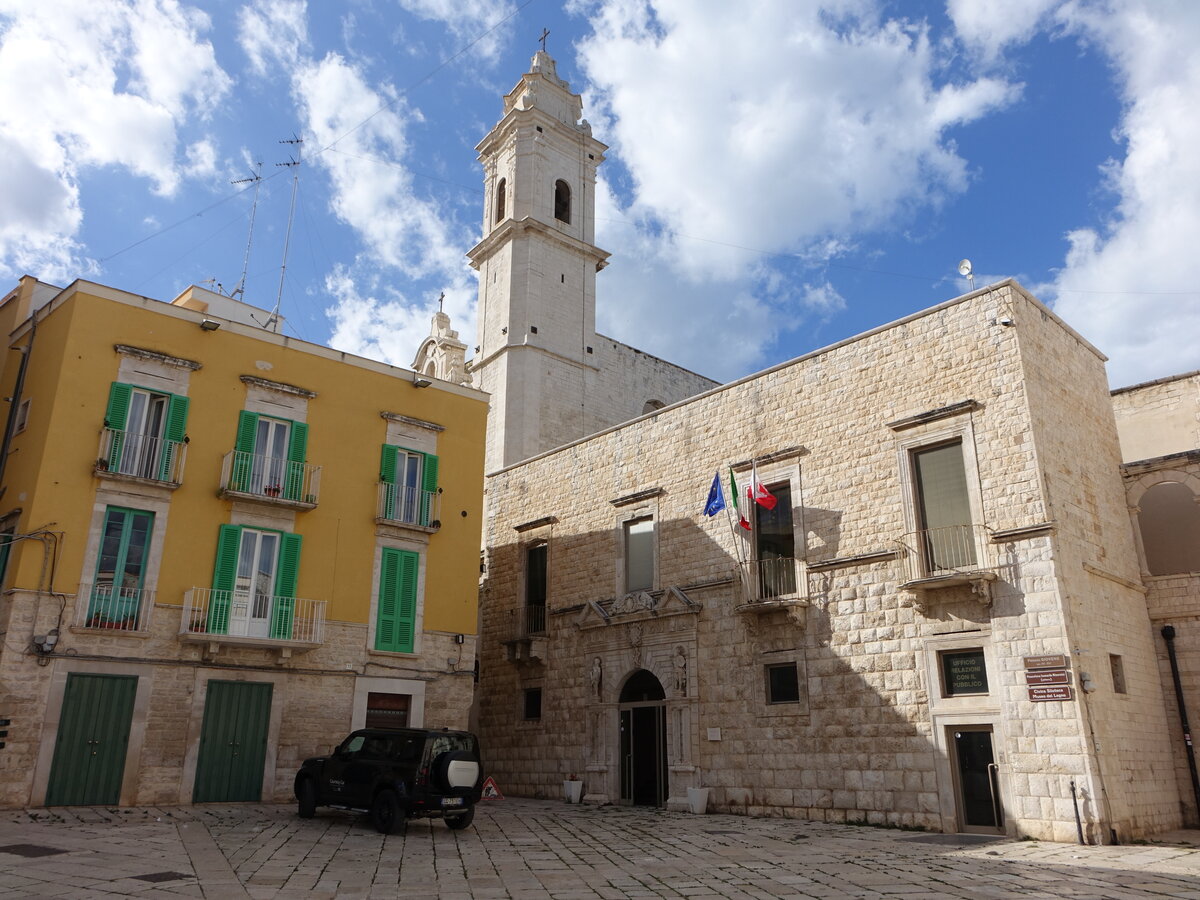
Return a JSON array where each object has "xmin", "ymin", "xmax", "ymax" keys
[{"xmin": 480, "ymin": 776, "xmax": 503, "ymax": 800}]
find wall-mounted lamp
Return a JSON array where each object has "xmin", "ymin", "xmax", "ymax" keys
[
  {"xmin": 413, "ymin": 375, "xmax": 433, "ymax": 388},
  {"xmin": 200, "ymin": 319, "xmax": 221, "ymax": 331}
]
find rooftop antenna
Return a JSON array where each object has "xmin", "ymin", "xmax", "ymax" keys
[
  {"xmin": 271, "ymin": 135, "xmax": 304, "ymax": 333},
  {"xmin": 230, "ymin": 162, "xmax": 263, "ymax": 301},
  {"xmin": 957, "ymin": 258, "xmax": 975, "ymax": 292}
]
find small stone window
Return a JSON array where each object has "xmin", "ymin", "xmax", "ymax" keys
[
  {"xmin": 495, "ymin": 177, "xmax": 506, "ymax": 223},
  {"xmin": 523, "ymin": 687, "xmax": 542, "ymax": 720},
  {"xmin": 554, "ymin": 179, "xmax": 571, "ymax": 223},
  {"xmin": 1110, "ymin": 654, "xmax": 1127, "ymax": 694},
  {"xmin": 765, "ymin": 663, "xmax": 800, "ymax": 704}
]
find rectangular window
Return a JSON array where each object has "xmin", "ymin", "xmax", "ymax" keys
[
  {"xmin": 755, "ymin": 482, "xmax": 796, "ymax": 598},
  {"xmin": 525, "ymin": 543, "xmax": 547, "ymax": 635},
  {"xmin": 375, "ymin": 547, "xmax": 418, "ymax": 653},
  {"xmin": 912, "ymin": 441, "xmax": 976, "ymax": 573},
  {"xmin": 365, "ymin": 692, "xmax": 411, "ymax": 729},
  {"xmin": 209, "ymin": 524, "xmax": 301, "ymax": 639},
  {"xmin": 1110, "ymin": 654, "xmax": 1127, "ymax": 694},
  {"xmin": 380, "ymin": 444, "xmax": 439, "ymax": 526},
  {"xmin": 232, "ymin": 411, "xmax": 308, "ymax": 499},
  {"xmin": 624, "ymin": 517, "xmax": 654, "ymax": 593},
  {"xmin": 941, "ymin": 648, "xmax": 989, "ymax": 696},
  {"xmin": 523, "ymin": 687, "xmax": 542, "ymax": 720},
  {"xmin": 89, "ymin": 507, "xmax": 153, "ymax": 628},
  {"xmin": 765, "ymin": 663, "xmax": 800, "ymax": 704},
  {"xmin": 105, "ymin": 382, "xmax": 188, "ymax": 481}
]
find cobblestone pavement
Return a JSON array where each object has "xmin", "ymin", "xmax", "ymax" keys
[{"xmin": 1, "ymin": 800, "xmax": 1200, "ymax": 899}]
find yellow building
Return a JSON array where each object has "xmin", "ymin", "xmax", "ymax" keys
[{"xmin": 0, "ymin": 276, "xmax": 487, "ymax": 808}]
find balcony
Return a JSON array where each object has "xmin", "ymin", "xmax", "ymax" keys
[
  {"xmin": 376, "ymin": 482, "xmax": 440, "ymax": 531},
  {"xmin": 735, "ymin": 557, "xmax": 809, "ymax": 616},
  {"xmin": 73, "ymin": 583, "xmax": 153, "ymax": 633},
  {"xmin": 501, "ymin": 604, "xmax": 547, "ymax": 663},
  {"xmin": 180, "ymin": 587, "xmax": 326, "ymax": 657},
  {"xmin": 897, "ymin": 524, "xmax": 996, "ymax": 601},
  {"xmin": 219, "ymin": 451, "xmax": 320, "ymax": 508},
  {"xmin": 95, "ymin": 428, "xmax": 185, "ymax": 486}
]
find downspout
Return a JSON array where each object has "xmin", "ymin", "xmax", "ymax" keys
[
  {"xmin": 1160, "ymin": 624, "xmax": 1200, "ymax": 822},
  {"xmin": 0, "ymin": 312, "xmax": 36, "ymax": 491}
]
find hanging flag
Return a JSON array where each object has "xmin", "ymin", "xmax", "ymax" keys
[
  {"xmin": 729, "ymin": 468, "xmax": 750, "ymax": 529},
  {"xmin": 703, "ymin": 470, "xmax": 726, "ymax": 516},
  {"xmin": 749, "ymin": 461, "xmax": 777, "ymax": 510}
]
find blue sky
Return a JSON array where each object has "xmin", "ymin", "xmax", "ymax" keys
[{"xmin": 2, "ymin": 0, "xmax": 1198, "ymax": 388}]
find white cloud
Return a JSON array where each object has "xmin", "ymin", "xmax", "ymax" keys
[
  {"xmin": 0, "ymin": 0, "xmax": 231, "ymax": 279},
  {"xmin": 238, "ymin": 0, "xmax": 308, "ymax": 77},
  {"xmin": 946, "ymin": 0, "xmax": 1060, "ymax": 59},
  {"xmin": 1024, "ymin": 1, "xmax": 1200, "ymax": 386},
  {"xmin": 392, "ymin": 0, "xmax": 517, "ymax": 60},
  {"xmin": 575, "ymin": 0, "xmax": 1018, "ymax": 377}
]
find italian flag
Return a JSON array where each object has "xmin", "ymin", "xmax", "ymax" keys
[{"xmin": 729, "ymin": 468, "xmax": 750, "ymax": 530}]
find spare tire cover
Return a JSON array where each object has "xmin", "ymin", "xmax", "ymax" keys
[{"xmin": 433, "ymin": 750, "xmax": 480, "ymax": 791}]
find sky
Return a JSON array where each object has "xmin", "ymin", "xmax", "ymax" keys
[{"xmin": 1, "ymin": 0, "xmax": 1198, "ymax": 389}]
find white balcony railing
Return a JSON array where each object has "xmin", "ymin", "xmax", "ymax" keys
[
  {"xmin": 737, "ymin": 556, "xmax": 806, "ymax": 605},
  {"xmin": 181, "ymin": 587, "xmax": 326, "ymax": 645},
  {"xmin": 377, "ymin": 482, "xmax": 440, "ymax": 528},
  {"xmin": 74, "ymin": 583, "xmax": 154, "ymax": 632},
  {"xmin": 219, "ymin": 450, "xmax": 321, "ymax": 505},
  {"xmin": 96, "ymin": 428, "xmax": 186, "ymax": 484},
  {"xmin": 899, "ymin": 524, "xmax": 992, "ymax": 582}
]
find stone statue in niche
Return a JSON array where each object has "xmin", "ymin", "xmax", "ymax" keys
[
  {"xmin": 589, "ymin": 656, "xmax": 603, "ymax": 700},
  {"xmin": 673, "ymin": 645, "xmax": 687, "ymax": 696}
]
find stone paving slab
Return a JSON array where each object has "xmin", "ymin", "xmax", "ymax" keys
[{"xmin": 0, "ymin": 801, "xmax": 1199, "ymax": 898}]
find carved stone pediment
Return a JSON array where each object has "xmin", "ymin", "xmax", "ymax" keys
[{"xmin": 577, "ymin": 586, "xmax": 701, "ymax": 630}]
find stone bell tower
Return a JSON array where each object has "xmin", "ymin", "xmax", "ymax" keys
[{"xmin": 466, "ymin": 51, "xmax": 610, "ymax": 472}]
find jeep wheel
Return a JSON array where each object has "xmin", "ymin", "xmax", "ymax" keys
[
  {"xmin": 445, "ymin": 806, "xmax": 474, "ymax": 830},
  {"xmin": 296, "ymin": 778, "xmax": 317, "ymax": 819},
  {"xmin": 370, "ymin": 789, "xmax": 404, "ymax": 835}
]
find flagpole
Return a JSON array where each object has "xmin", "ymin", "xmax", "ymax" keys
[{"xmin": 725, "ymin": 467, "xmax": 746, "ymax": 566}]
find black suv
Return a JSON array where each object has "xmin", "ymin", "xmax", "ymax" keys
[{"xmin": 294, "ymin": 728, "xmax": 483, "ymax": 834}]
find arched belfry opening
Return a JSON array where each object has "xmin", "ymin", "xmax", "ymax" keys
[
  {"xmin": 1138, "ymin": 481, "xmax": 1200, "ymax": 575},
  {"xmin": 495, "ymin": 177, "xmax": 506, "ymax": 223},
  {"xmin": 554, "ymin": 179, "xmax": 571, "ymax": 223},
  {"xmin": 618, "ymin": 669, "xmax": 667, "ymax": 805}
]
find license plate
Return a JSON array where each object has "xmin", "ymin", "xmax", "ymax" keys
[{"xmin": 442, "ymin": 796, "xmax": 464, "ymax": 807}]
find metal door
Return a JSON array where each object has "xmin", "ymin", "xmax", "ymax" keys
[
  {"xmin": 193, "ymin": 680, "xmax": 273, "ymax": 802},
  {"xmin": 45, "ymin": 673, "xmax": 137, "ymax": 806},
  {"xmin": 950, "ymin": 725, "xmax": 1004, "ymax": 833}
]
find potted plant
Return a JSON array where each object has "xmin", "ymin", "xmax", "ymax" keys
[{"xmin": 563, "ymin": 773, "xmax": 583, "ymax": 804}]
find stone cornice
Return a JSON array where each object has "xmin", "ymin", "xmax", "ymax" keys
[
  {"xmin": 239, "ymin": 375, "xmax": 317, "ymax": 399},
  {"xmin": 466, "ymin": 216, "xmax": 610, "ymax": 271},
  {"xmin": 729, "ymin": 446, "xmax": 808, "ymax": 472},
  {"xmin": 610, "ymin": 487, "xmax": 664, "ymax": 507},
  {"xmin": 515, "ymin": 515, "xmax": 558, "ymax": 533},
  {"xmin": 380, "ymin": 412, "xmax": 445, "ymax": 433},
  {"xmin": 114, "ymin": 344, "xmax": 201, "ymax": 371},
  {"xmin": 886, "ymin": 400, "xmax": 982, "ymax": 431}
]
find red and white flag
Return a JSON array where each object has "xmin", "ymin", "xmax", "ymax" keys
[{"xmin": 748, "ymin": 462, "xmax": 776, "ymax": 510}]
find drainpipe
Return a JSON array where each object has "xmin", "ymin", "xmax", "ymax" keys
[
  {"xmin": 1161, "ymin": 625, "xmax": 1200, "ymax": 822},
  {"xmin": 0, "ymin": 313, "xmax": 35, "ymax": 491}
]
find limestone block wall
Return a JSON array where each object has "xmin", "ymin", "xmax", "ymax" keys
[
  {"xmin": 1112, "ymin": 370, "xmax": 1200, "ymax": 463},
  {"xmin": 478, "ymin": 282, "xmax": 1182, "ymax": 840}
]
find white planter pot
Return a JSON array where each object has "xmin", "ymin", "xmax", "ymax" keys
[
  {"xmin": 687, "ymin": 787, "xmax": 709, "ymax": 815},
  {"xmin": 563, "ymin": 780, "xmax": 583, "ymax": 803}
]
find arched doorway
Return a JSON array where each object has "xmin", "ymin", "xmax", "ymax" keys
[{"xmin": 619, "ymin": 669, "xmax": 667, "ymax": 805}]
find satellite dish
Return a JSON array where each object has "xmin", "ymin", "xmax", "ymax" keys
[{"xmin": 957, "ymin": 259, "xmax": 973, "ymax": 278}]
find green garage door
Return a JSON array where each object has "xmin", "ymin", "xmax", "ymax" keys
[
  {"xmin": 45, "ymin": 673, "xmax": 138, "ymax": 806},
  {"xmin": 193, "ymin": 680, "xmax": 273, "ymax": 802}
]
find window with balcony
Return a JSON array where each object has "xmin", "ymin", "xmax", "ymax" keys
[
  {"xmin": 101, "ymin": 382, "xmax": 188, "ymax": 483},
  {"xmin": 524, "ymin": 543, "xmax": 547, "ymax": 636},
  {"xmin": 227, "ymin": 411, "xmax": 310, "ymax": 501},
  {"xmin": 205, "ymin": 524, "xmax": 302, "ymax": 639},
  {"xmin": 379, "ymin": 444, "xmax": 439, "ymax": 527},
  {"xmin": 912, "ymin": 441, "xmax": 976, "ymax": 575},
  {"xmin": 754, "ymin": 481, "xmax": 796, "ymax": 598},
  {"xmin": 83, "ymin": 506, "xmax": 153, "ymax": 630},
  {"xmin": 624, "ymin": 517, "xmax": 654, "ymax": 593},
  {"xmin": 375, "ymin": 547, "xmax": 418, "ymax": 653}
]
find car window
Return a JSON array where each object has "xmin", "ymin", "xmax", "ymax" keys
[
  {"xmin": 341, "ymin": 735, "xmax": 366, "ymax": 754},
  {"xmin": 360, "ymin": 737, "xmax": 389, "ymax": 760},
  {"xmin": 389, "ymin": 735, "xmax": 423, "ymax": 763},
  {"xmin": 426, "ymin": 734, "xmax": 477, "ymax": 758}
]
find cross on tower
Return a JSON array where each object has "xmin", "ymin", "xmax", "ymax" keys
[
  {"xmin": 438, "ymin": 291, "xmax": 445, "ymax": 313},
  {"xmin": 538, "ymin": 28, "xmax": 549, "ymax": 52}
]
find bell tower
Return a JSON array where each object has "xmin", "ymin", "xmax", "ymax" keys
[{"xmin": 467, "ymin": 51, "xmax": 610, "ymax": 471}]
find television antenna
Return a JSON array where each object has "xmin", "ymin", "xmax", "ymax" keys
[
  {"xmin": 230, "ymin": 162, "xmax": 263, "ymax": 302},
  {"xmin": 270, "ymin": 135, "xmax": 304, "ymax": 333},
  {"xmin": 957, "ymin": 258, "xmax": 975, "ymax": 291}
]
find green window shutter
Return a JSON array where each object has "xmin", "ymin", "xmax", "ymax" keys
[
  {"xmin": 270, "ymin": 533, "xmax": 302, "ymax": 639},
  {"xmin": 208, "ymin": 525, "xmax": 242, "ymax": 634},
  {"xmin": 158, "ymin": 394, "xmax": 189, "ymax": 482},
  {"xmin": 105, "ymin": 383, "xmax": 132, "ymax": 470},
  {"xmin": 231, "ymin": 411, "xmax": 258, "ymax": 491},
  {"xmin": 284, "ymin": 422, "xmax": 307, "ymax": 501},
  {"xmin": 420, "ymin": 453, "xmax": 438, "ymax": 526},
  {"xmin": 376, "ymin": 548, "xmax": 418, "ymax": 653},
  {"xmin": 380, "ymin": 444, "xmax": 399, "ymax": 518}
]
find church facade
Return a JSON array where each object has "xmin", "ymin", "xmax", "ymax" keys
[{"xmin": 439, "ymin": 52, "xmax": 1196, "ymax": 842}]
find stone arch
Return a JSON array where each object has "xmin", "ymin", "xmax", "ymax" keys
[
  {"xmin": 619, "ymin": 667, "xmax": 665, "ymax": 702},
  {"xmin": 1138, "ymin": 480, "xmax": 1200, "ymax": 575},
  {"xmin": 554, "ymin": 179, "xmax": 571, "ymax": 223},
  {"xmin": 495, "ymin": 177, "xmax": 506, "ymax": 223},
  {"xmin": 1127, "ymin": 469, "xmax": 1200, "ymax": 508}
]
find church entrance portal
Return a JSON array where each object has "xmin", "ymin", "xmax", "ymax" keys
[{"xmin": 619, "ymin": 669, "xmax": 667, "ymax": 805}]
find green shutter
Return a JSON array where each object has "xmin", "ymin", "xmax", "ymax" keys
[
  {"xmin": 270, "ymin": 533, "xmax": 302, "ymax": 639},
  {"xmin": 230, "ymin": 411, "xmax": 258, "ymax": 491},
  {"xmin": 376, "ymin": 548, "xmax": 418, "ymax": 653},
  {"xmin": 380, "ymin": 444, "xmax": 399, "ymax": 518},
  {"xmin": 208, "ymin": 525, "xmax": 242, "ymax": 634},
  {"xmin": 420, "ymin": 453, "xmax": 439, "ymax": 526},
  {"xmin": 284, "ymin": 422, "xmax": 307, "ymax": 501},
  {"xmin": 105, "ymin": 383, "xmax": 132, "ymax": 470},
  {"xmin": 158, "ymin": 394, "xmax": 189, "ymax": 482}
]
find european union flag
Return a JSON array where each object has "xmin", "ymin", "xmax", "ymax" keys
[{"xmin": 703, "ymin": 470, "xmax": 726, "ymax": 517}]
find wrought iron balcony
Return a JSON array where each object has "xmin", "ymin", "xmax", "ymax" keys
[
  {"xmin": 376, "ymin": 482, "xmax": 441, "ymax": 530},
  {"xmin": 501, "ymin": 604, "xmax": 548, "ymax": 662},
  {"xmin": 897, "ymin": 524, "xmax": 996, "ymax": 599},
  {"xmin": 736, "ymin": 556, "xmax": 807, "ymax": 609},
  {"xmin": 95, "ymin": 428, "xmax": 186, "ymax": 485},
  {"xmin": 180, "ymin": 587, "xmax": 326, "ymax": 650},
  {"xmin": 74, "ymin": 583, "xmax": 154, "ymax": 632},
  {"xmin": 219, "ymin": 450, "xmax": 320, "ymax": 507}
]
